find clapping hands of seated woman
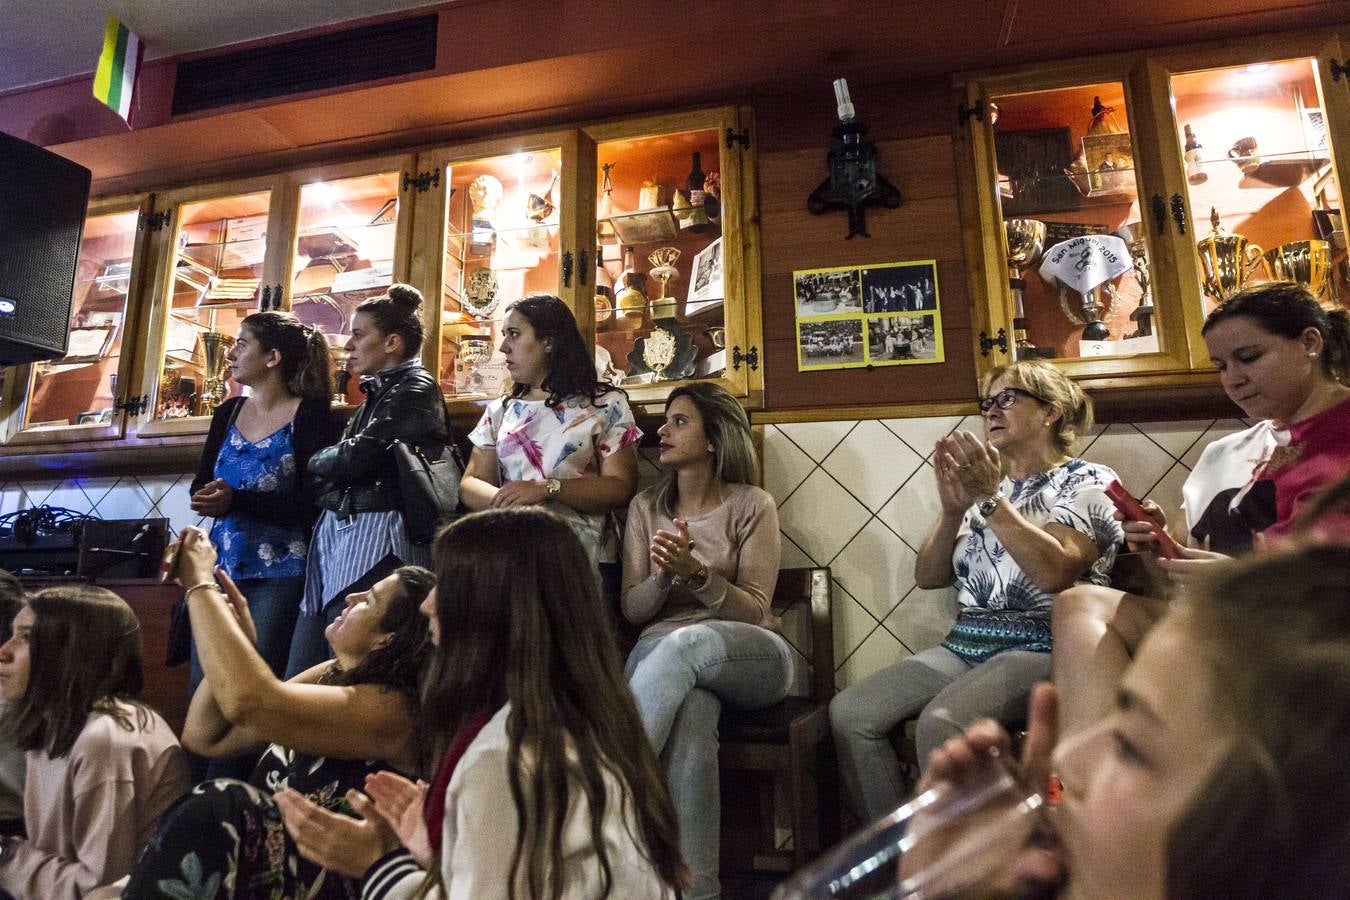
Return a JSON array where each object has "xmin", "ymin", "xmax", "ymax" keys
[
  {"xmin": 649, "ymin": 517, "xmax": 702, "ymax": 581},
  {"xmin": 275, "ymin": 771, "xmax": 432, "ymax": 876},
  {"xmin": 189, "ymin": 477, "xmax": 234, "ymax": 517},
  {"xmin": 934, "ymin": 432, "xmax": 1002, "ymax": 512}
]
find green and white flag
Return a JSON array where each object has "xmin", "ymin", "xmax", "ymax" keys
[{"xmin": 92, "ymin": 15, "xmax": 143, "ymax": 123}]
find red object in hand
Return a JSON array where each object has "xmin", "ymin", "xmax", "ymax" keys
[{"xmin": 1105, "ymin": 480, "xmax": 1182, "ymax": 559}]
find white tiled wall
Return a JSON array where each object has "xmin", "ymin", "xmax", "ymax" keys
[
  {"xmin": 1, "ymin": 414, "xmax": 1249, "ymax": 688},
  {"xmin": 0, "ymin": 474, "xmax": 204, "ymax": 539},
  {"xmin": 764, "ymin": 415, "xmax": 1252, "ymax": 690}
]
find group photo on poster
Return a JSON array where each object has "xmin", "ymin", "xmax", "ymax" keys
[{"xmin": 794, "ymin": 260, "xmax": 945, "ymax": 371}]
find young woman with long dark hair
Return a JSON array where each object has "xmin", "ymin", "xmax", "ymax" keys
[
  {"xmin": 459, "ymin": 293, "xmax": 640, "ymax": 583},
  {"xmin": 276, "ymin": 508, "xmax": 686, "ymax": 899},
  {"xmin": 121, "ymin": 525, "xmax": 434, "ymax": 900}
]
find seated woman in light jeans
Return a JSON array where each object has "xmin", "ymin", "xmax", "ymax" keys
[
  {"xmin": 830, "ymin": 360, "xmax": 1123, "ymax": 824},
  {"xmin": 621, "ymin": 382, "xmax": 792, "ymax": 900}
]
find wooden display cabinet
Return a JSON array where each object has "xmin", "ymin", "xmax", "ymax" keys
[
  {"xmin": 955, "ymin": 30, "xmax": 1350, "ymax": 392},
  {"xmin": 0, "ymin": 195, "xmax": 155, "ymax": 450}
]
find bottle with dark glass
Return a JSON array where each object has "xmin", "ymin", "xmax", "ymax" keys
[{"xmin": 680, "ymin": 152, "xmax": 711, "ymax": 232}]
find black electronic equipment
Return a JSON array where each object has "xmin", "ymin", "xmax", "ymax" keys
[{"xmin": 0, "ymin": 131, "xmax": 92, "ymax": 365}]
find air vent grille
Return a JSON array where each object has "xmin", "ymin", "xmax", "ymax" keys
[{"xmin": 172, "ymin": 14, "xmax": 438, "ymax": 116}]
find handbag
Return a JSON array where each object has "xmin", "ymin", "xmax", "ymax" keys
[{"xmin": 392, "ymin": 438, "xmax": 464, "ymax": 544}]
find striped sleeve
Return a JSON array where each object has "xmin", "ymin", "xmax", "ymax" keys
[{"xmin": 361, "ymin": 849, "xmax": 428, "ymax": 900}]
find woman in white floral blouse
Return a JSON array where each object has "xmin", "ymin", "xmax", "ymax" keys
[
  {"xmin": 460, "ymin": 293, "xmax": 641, "ymax": 584},
  {"xmin": 830, "ymin": 360, "xmax": 1123, "ymax": 822}
]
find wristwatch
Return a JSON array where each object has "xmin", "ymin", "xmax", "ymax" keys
[
  {"xmin": 977, "ymin": 490, "xmax": 1005, "ymax": 518},
  {"xmin": 685, "ymin": 561, "xmax": 710, "ymax": 590},
  {"xmin": 545, "ymin": 477, "xmax": 562, "ymax": 499}
]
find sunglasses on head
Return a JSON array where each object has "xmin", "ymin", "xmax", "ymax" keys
[{"xmin": 979, "ymin": 387, "xmax": 1048, "ymax": 414}]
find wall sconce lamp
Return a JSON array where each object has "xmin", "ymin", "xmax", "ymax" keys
[{"xmin": 808, "ymin": 78, "xmax": 902, "ymax": 239}]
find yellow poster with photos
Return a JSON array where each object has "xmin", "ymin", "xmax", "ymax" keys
[{"xmin": 793, "ymin": 260, "xmax": 944, "ymax": 371}]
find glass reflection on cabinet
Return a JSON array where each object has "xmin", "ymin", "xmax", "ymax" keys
[
  {"xmin": 155, "ymin": 190, "xmax": 270, "ymax": 420},
  {"xmin": 292, "ymin": 172, "xmax": 401, "ymax": 405},
  {"xmin": 595, "ymin": 128, "xmax": 726, "ymax": 386},
  {"xmin": 989, "ymin": 82, "xmax": 1162, "ymax": 361},
  {"xmin": 21, "ymin": 208, "xmax": 139, "ymax": 431},
  {"xmin": 1171, "ymin": 58, "xmax": 1346, "ymax": 316},
  {"xmin": 438, "ymin": 149, "xmax": 562, "ymax": 401}
]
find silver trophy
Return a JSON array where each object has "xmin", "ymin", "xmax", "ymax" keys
[
  {"xmin": 1114, "ymin": 221, "xmax": 1154, "ymax": 338},
  {"xmin": 1005, "ymin": 219, "xmax": 1047, "ymax": 358}
]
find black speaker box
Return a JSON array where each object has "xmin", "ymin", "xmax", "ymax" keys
[
  {"xmin": 77, "ymin": 518, "xmax": 169, "ymax": 579},
  {"xmin": 0, "ymin": 131, "xmax": 92, "ymax": 365}
]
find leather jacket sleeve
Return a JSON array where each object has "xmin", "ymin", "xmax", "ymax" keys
[{"xmin": 308, "ymin": 369, "xmax": 448, "ymax": 490}]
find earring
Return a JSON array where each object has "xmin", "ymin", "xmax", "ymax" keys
[
  {"xmin": 1308, "ymin": 351, "xmax": 1319, "ymax": 358},
  {"xmin": 1044, "ymin": 421, "xmax": 1052, "ymax": 428},
  {"xmin": 707, "ymin": 444, "xmax": 715, "ymax": 453}
]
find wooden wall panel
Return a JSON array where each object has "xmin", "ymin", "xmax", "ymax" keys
[{"xmin": 750, "ymin": 82, "xmax": 981, "ymax": 411}]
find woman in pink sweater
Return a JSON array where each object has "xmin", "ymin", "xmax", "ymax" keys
[
  {"xmin": 0, "ymin": 585, "xmax": 189, "ymax": 900},
  {"xmin": 621, "ymin": 382, "xmax": 790, "ymax": 900}
]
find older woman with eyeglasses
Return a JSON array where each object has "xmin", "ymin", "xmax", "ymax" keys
[{"xmin": 830, "ymin": 360, "xmax": 1123, "ymax": 822}]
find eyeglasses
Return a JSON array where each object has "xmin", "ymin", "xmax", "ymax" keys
[{"xmin": 978, "ymin": 387, "xmax": 1048, "ymax": 414}]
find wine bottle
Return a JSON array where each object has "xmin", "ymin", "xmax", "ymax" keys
[
  {"xmin": 681, "ymin": 152, "xmax": 711, "ymax": 232},
  {"xmin": 1183, "ymin": 124, "xmax": 1207, "ymax": 185}
]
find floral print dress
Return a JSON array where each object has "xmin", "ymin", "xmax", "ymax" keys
[
  {"xmin": 942, "ymin": 458, "xmax": 1123, "ymax": 664},
  {"xmin": 210, "ymin": 422, "xmax": 309, "ymax": 581},
  {"xmin": 123, "ymin": 745, "xmax": 392, "ymax": 900},
  {"xmin": 469, "ymin": 391, "xmax": 641, "ymax": 566}
]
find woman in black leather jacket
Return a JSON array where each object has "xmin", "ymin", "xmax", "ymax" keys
[{"xmin": 285, "ymin": 283, "xmax": 450, "ymax": 675}]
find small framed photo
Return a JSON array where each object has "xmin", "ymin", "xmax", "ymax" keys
[
  {"xmin": 686, "ymin": 237, "xmax": 724, "ymax": 313},
  {"xmin": 62, "ymin": 325, "xmax": 117, "ymax": 365},
  {"xmin": 75, "ymin": 409, "xmax": 115, "ymax": 426},
  {"xmin": 609, "ymin": 208, "xmax": 679, "ymax": 245},
  {"xmin": 1080, "ymin": 132, "xmax": 1135, "ymax": 197}
]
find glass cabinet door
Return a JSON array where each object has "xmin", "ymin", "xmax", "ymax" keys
[
  {"xmin": 134, "ymin": 180, "xmax": 282, "ymax": 434},
  {"xmin": 584, "ymin": 108, "xmax": 758, "ymax": 405},
  {"xmin": 1, "ymin": 199, "xmax": 149, "ymax": 445},
  {"xmin": 980, "ymin": 79, "xmax": 1174, "ymax": 366},
  {"xmin": 1170, "ymin": 55, "xmax": 1349, "ymax": 317},
  {"xmin": 288, "ymin": 163, "xmax": 412, "ymax": 405},
  {"xmin": 413, "ymin": 142, "xmax": 565, "ymax": 405}
]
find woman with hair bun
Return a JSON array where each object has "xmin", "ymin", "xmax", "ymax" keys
[
  {"xmin": 831, "ymin": 360, "xmax": 1123, "ymax": 821},
  {"xmin": 189, "ymin": 310, "xmax": 340, "ymax": 712},
  {"xmin": 0, "ymin": 586, "xmax": 190, "ymax": 899},
  {"xmin": 290, "ymin": 284, "xmax": 451, "ymax": 675}
]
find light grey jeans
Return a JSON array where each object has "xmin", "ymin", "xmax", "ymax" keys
[
  {"xmin": 829, "ymin": 645, "xmax": 1050, "ymax": 822},
  {"xmin": 625, "ymin": 621, "xmax": 794, "ymax": 900}
]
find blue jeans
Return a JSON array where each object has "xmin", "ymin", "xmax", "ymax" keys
[
  {"xmin": 189, "ymin": 575, "xmax": 304, "ymax": 780},
  {"xmin": 626, "ymin": 621, "xmax": 794, "ymax": 900}
]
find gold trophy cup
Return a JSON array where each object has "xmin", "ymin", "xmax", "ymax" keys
[
  {"xmin": 195, "ymin": 331, "xmax": 234, "ymax": 417},
  {"xmin": 1263, "ymin": 240, "xmax": 1331, "ymax": 298},
  {"xmin": 1196, "ymin": 208, "xmax": 1265, "ymax": 304},
  {"xmin": 1005, "ymin": 218, "xmax": 1047, "ymax": 358}
]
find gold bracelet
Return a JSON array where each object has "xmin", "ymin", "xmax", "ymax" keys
[{"xmin": 184, "ymin": 581, "xmax": 222, "ymax": 601}]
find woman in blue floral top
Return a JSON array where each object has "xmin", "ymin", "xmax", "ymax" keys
[
  {"xmin": 188, "ymin": 312, "xmax": 339, "ymax": 745},
  {"xmin": 831, "ymin": 360, "xmax": 1122, "ymax": 821}
]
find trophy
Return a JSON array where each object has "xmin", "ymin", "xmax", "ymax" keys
[
  {"xmin": 647, "ymin": 247, "xmax": 681, "ymax": 319},
  {"xmin": 1004, "ymin": 219, "xmax": 1047, "ymax": 358},
  {"xmin": 195, "ymin": 331, "xmax": 234, "ymax": 417},
  {"xmin": 1196, "ymin": 208, "xmax": 1266, "ymax": 304},
  {"xmin": 1114, "ymin": 221, "xmax": 1155, "ymax": 338},
  {"xmin": 1038, "ymin": 234, "xmax": 1133, "ymax": 343},
  {"xmin": 1263, "ymin": 240, "xmax": 1330, "ymax": 297}
]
